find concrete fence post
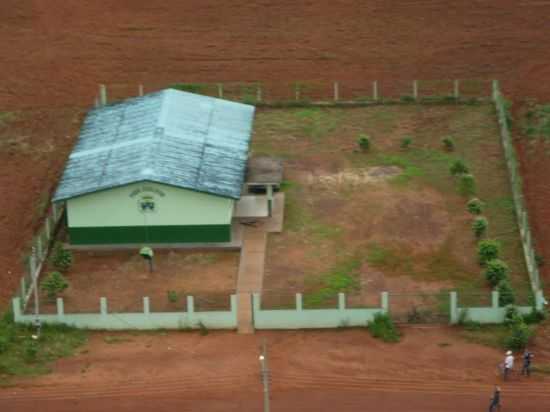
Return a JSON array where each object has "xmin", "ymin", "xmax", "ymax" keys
[
  {"xmin": 230, "ymin": 294, "xmax": 237, "ymax": 316},
  {"xmin": 373, "ymin": 81, "xmax": 379, "ymax": 101},
  {"xmin": 217, "ymin": 83, "xmax": 224, "ymax": 98},
  {"xmin": 20, "ymin": 277, "xmax": 26, "ymax": 301},
  {"xmin": 449, "ymin": 291, "xmax": 458, "ymax": 324},
  {"xmin": 492, "ymin": 80, "xmax": 499, "ymax": 101},
  {"xmin": 453, "ymin": 79, "xmax": 460, "ymax": 99},
  {"xmin": 100, "ymin": 297, "xmax": 108, "ymax": 315},
  {"xmin": 28, "ymin": 253, "xmax": 36, "ymax": 277},
  {"xmin": 338, "ymin": 293, "xmax": 346, "ymax": 311},
  {"xmin": 143, "ymin": 297, "xmax": 150, "ymax": 314},
  {"xmin": 12, "ymin": 298, "xmax": 22, "ymax": 321},
  {"xmin": 256, "ymin": 84, "xmax": 262, "ymax": 102},
  {"xmin": 44, "ymin": 218, "xmax": 50, "ymax": 240},
  {"xmin": 138, "ymin": 84, "xmax": 144, "ymax": 97},
  {"xmin": 535, "ymin": 290, "xmax": 545, "ymax": 311},
  {"xmin": 381, "ymin": 292, "xmax": 389, "ymax": 313},
  {"xmin": 412, "ymin": 80, "xmax": 418, "ymax": 100},
  {"xmin": 333, "ymin": 81, "xmax": 339, "ymax": 101},
  {"xmin": 52, "ymin": 202, "xmax": 58, "ymax": 222},
  {"xmin": 295, "ymin": 84, "xmax": 300, "ymax": 101},
  {"xmin": 187, "ymin": 296, "xmax": 195, "ymax": 314},
  {"xmin": 56, "ymin": 297, "xmax": 64, "ymax": 317},
  {"xmin": 99, "ymin": 84, "xmax": 107, "ymax": 106},
  {"xmin": 35, "ymin": 236, "xmax": 43, "ymax": 261},
  {"xmin": 491, "ymin": 291, "xmax": 499, "ymax": 309},
  {"xmin": 296, "ymin": 293, "xmax": 303, "ymax": 311}
]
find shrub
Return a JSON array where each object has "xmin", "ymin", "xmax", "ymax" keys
[
  {"xmin": 23, "ymin": 339, "xmax": 39, "ymax": 363},
  {"xmin": 198, "ymin": 321, "xmax": 209, "ymax": 336},
  {"xmin": 41, "ymin": 271, "xmax": 69, "ymax": 300},
  {"xmin": 51, "ymin": 242, "xmax": 73, "ymax": 272},
  {"xmin": 485, "ymin": 259, "xmax": 509, "ymax": 287},
  {"xmin": 535, "ymin": 253, "xmax": 545, "ymax": 268},
  {"xmin": 505, "ymin": 318, "xmax": 532, "ymax": 351},
  {"xmin": 504, "ymin": 306, "xmax": 521, "ymax": 326},
  {"xmin": 458, "ymin": 174, "xmax": 476, "ymax": 196},
  {"xmin": 442, "ymin": 136, "xmax": 455, "ymax": 151},
  {"xmin": 497, "ymin": 279, "xmax": 515, "ymax": 306},
  {"xmin": 450, "ymin": 159, "xmax": 469, "ymax": 175},
  {"xmin": 0, "ymin": 336, "xmax": 9, "ymax": 354},
  {"xmin": 167, "ymin": 290, "xmax": 178, "ymax": 303},
  {"xmin": 400, "ymin": 137, "xmax": 412, "ymax": 149},
  {"xmin": 523, "ymin": 309, "xmax": 547, "ymax": 324},
  {"xmin": 472, "ymin": 216, "xmax": 488, "ymax": 238},
  {"xmin": 467, "ymin": 198, "xmax": 484, "ymax": 215},
  {"xmin": 367, "ymin": 313, "xmax": 400, "ymax": 343},
  {"xmin": 478, "ymin": 240, "xmax": 501, "ymax": 265},
  {"xmin": 357, "ymin": 134, "xmax": 370, "ymax": 151}
]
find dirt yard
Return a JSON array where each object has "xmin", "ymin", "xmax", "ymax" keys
[
  {"xmin": 2, "ymin": 1, "xmax": 550, "ymax": 307},
  {"xmin": 2, "ymin": 327, "xmax": 550, "ymax": 411},
  {"xmin": 34, "ymin": 250, "xmax": 239, "ymax": 314},
  {"xmin": 253, "ymin": 105, "xmax": 530, "ymax": 309}
]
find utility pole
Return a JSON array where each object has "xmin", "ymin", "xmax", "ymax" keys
[{"xmin": 259, "ymin": 339, "xmax": 271, "ymax": 412}]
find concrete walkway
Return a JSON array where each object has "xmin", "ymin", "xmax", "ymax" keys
[{"xmin": 236, "ymin": 193, "xmax": 284, "ymax": 333}]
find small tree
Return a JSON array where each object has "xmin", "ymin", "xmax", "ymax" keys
[
  {"xmin": 498, "ymin": 279, "xmax": 515, "ymax": 306},
  {"xmin": 51, "ymin": 242, "xmax": 73, "ymax": 272},
  {"xmin": 400, "ymin": 136, "xmax": 412, "ymax": 149},
  {"xmin": 485, "ymin": 259, "xmax": 509, "ymax": 287},
  {"xmin": 41, "ymin": 271, "xmax": 69, "ymax": 300},
  {"xmin": 478, "ymin": 239, "xmax": 501, "ymax": 265},
  {"xmin": 357, "ymin": 134, "xmax": 370, "ymax": 151},
  {"xmin": 472, "ymin": 216, "xmax": 488, "ymax": 238},
  {"xmin": 450, "ymin": 159, "xmax": 469, "ymax": 175},
  {"xmin": 505, "ymin": 317, "xmax": 532, "ymax": 351},
  {"xmin": 458, "ymin": 174, "xmax": 476, "ymax": 196},
  {"xmin": 442, "ymin": 136, "xmax": 455, "ymax": 151},
  {"xmin": 467, "ymin": 198, "xmax": 484, "ymax": 215}
]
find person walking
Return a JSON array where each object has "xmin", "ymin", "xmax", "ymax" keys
[
  {"xmin": 503, "ymin": 350, "xmax": 514, "ymax": 381},
  {"xmin": 521, "ymin": 349, "xmax": 534, "ymax": 377},
  {"xmin": 488, "ymin": 385, "xmax": 501, "ymax": 412}
]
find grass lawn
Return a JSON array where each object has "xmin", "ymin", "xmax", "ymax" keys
[{"xmin": 253, "ymin": 105, "xmax": 530, "ymax": 308}]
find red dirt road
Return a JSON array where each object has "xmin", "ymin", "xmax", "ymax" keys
[{"xmin": 2, "ymin": 328, "xmax": 550, "ymax": 411}]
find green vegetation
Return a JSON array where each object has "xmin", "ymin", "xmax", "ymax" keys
[
  {"xmin": 366, "ymin": 243, "xmax": 413, "ymax": 273},
  {"xmin": 472, "ymin": 216, "xmax": 488, "ymax": 238},
  {"xmin": 295, "ymin": 108, "xmax": 340, "ymax": 141},
  {"xmin": 103, "ymin": 335, "xmax": 132, "ymax": 344},
  {"xmin": 357, "ymin": 134, "xmax": 371, "ymax": 151},
  {"xmin": 0, "ymin": 111, "xmax": 16, "ymax": 127},
  {"xmin": 367, "ymin": 313, "xmax": 400, "ymax": 343},
  {"xmin": 41, "ymin": 271, "xmax": 69, "ymax": 301},
  {"xmin": 0, "ymin": 313, "xmax": 87, "ymax": 383},
  {"xmin": 484, "ymin": 259, "xmax": 509, "ymax": 287},
  {"xmin": 50, "ymin": 242, "xmax": 73, "ymax": 272},
  {"xmin": 478, "ymin": 240, "xmax": 501, "ymax": 265},
  {"xmin": 400, "ymin": 136, "xmax": 413, "ymax": 149},
  {"xmin": 304, "ymin": 258, "xmax": 361, "ymax": 308},
  {"xmin": 450, "ymin": 159, "xmax": 469, "ymax": 176},
  {"xmin": 523, "ymin": 104, "xmax": 550, "ymax": 139},
  {"xmin": 167, "ymin": 290, "xmax": 178, "ymax": 303},
  {"xmin": 467, "ymin": 198, "xmax": 484, "ymax": 215},
  {"xmin": 497, "ymin": 279, "xmax": 515, "ymax": 305},
  {"xmin": 458, "ymin": 174, "xmax": 476, "ymax": 196},
  {"xmin": 168, "ymin": 83, "xmax": 207, "ymax": 94},
  {"xmin": 441, "ymin": 136, "xmax": 455, "ymax": 151},
  {"xmin": 504, "ymin": 310, "xmax": 533, "ymax": 351}
]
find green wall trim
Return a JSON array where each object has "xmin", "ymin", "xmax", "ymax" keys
[{"xmin": 69, "ymin": 224, "xmax": 231, "ymax": 245}]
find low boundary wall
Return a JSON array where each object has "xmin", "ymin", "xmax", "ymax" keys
[
  {"xmin": 12, "ymin": 296, "xmax": 238, "ymax": 330},
  {"xmin": 252, "ymin": 293, "xmax": 388, "ymax": 329}
]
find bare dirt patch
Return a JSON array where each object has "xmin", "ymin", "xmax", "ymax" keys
[{"xmin": 37, "ymin": 249, "xmax": 239, "ymax": 313}]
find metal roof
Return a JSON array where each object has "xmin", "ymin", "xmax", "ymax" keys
[{"xmin": 53, "ymin": 89, "xmax": 255, "ymax": 201}]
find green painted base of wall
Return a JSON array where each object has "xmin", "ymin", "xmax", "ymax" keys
[{"xmin": 69, "ymin": 224, "xmax": 231, "ymax": 245}]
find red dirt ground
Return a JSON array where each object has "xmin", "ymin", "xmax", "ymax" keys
[
  {"xmin": 1, "ymin": 328, "xmax": 550, "ymax": 411},
  {"xmin": 2, "ymin": 3, "xmax": 550, "ymax": 410}
]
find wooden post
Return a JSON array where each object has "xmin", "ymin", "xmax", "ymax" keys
[
  {"xmin": 217, "ymin": 83, "xmax": 224, "ymax": 98},
  {"xmin": 138, "ymin": 84, "xmax": 144, "ymax": 96},
  {"xmin": 99, "ymin": 84, "xmax": 107, "ymax": 106},
  {"xmin": 453, "ymin": 79, "xmax": 460, "ymax": 99},
  {"xmin": 373, "ymin": 81, "xmax": 379, "ymax": 101},
  {"xmin": 333, "ymin": 81, "xmax": 339, "ymax": 101},
  {"xmin": 256, "ymin": 84, "xmax": 262, "ymax": 102},
  {"xmin": 413, "ymin": 80, "xmax": 418, "ymax": 100}
]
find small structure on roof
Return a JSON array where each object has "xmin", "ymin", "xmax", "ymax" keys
[{"xmin": 53, "ymin": 89, "xmax": 255, "ymax": 245}]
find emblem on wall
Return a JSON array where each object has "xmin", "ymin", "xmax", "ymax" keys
[{"xmin": 138, "ymin": 195, "xmax": 156, "ymax": 213}]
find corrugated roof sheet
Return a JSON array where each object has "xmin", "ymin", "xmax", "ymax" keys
[{"xmin": 53, "ymin": 89, "xmax": 255, "ymax": 201}]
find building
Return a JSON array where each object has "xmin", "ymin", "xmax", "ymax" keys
[{"xmin": 53, "ymin": 89, "xmax": 255, "ymax": 245}]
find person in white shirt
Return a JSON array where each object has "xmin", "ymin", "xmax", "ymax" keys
[{"xmin": 504, "ymin": 350, "xmax": 514, "ymax": 380}]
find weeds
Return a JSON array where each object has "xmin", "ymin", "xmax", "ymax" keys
[{"xmin": 367, "ymin": 313, "xmax": 400, "ymax": 343}]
